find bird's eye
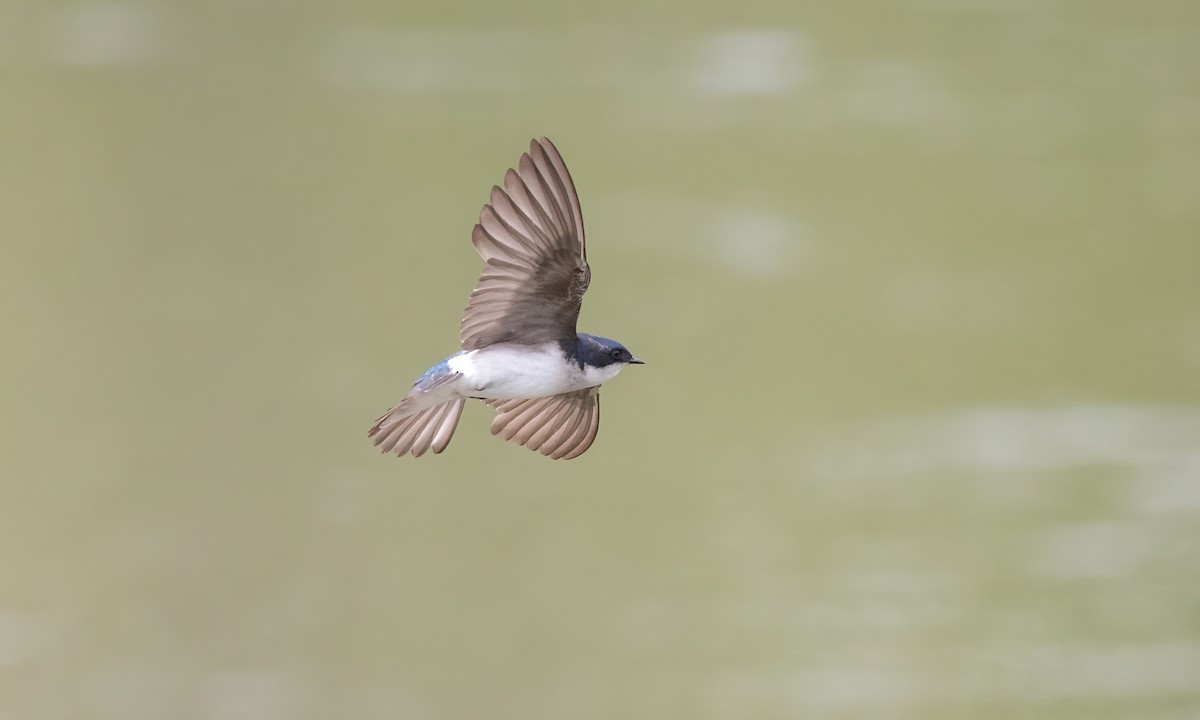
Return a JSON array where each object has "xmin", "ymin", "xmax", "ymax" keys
[{"xmin": 610, "ymin": 348, "xmax": 623, "ymax": 360}]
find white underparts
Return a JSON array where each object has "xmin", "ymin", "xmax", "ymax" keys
[{"xmin": 447, "ymin": 342, "xmax": 626, "ymax": 400}]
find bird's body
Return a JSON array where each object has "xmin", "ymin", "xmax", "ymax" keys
[
  {"xmin": 447, "ymin": 337, "xmax": 627, "ymax": 400},
  {"xmin": 369, "ymin": 139, "xmax": 641, "ymax": 459}
]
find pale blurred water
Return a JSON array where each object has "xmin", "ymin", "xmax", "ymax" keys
[{"xmin": 2, "ymin": 2, "xmax": 1199, "ymax": 719}]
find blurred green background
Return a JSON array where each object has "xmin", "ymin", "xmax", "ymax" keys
[{"xmin": 3, "ymin": 1, "xmax": 1199, "ymax": 718}]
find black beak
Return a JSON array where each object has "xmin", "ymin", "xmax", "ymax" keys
[{"xmin": 628, "ymin": 357, "xmax": 645, "ymax": 365}]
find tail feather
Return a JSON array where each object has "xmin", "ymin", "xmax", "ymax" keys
[{"xmin": 369, "ymin": 398, "xmax": 465, "ymax": 457}]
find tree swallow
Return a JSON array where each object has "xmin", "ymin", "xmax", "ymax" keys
[{"xmin": 369, "ymin": 138, "xmax": 643, "ymax": 460}]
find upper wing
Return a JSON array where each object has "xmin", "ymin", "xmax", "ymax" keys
[
  {"xmin": 460, "ymin": 138, "xmax": 590, "ymax": 350},
  {"xmin": 485, "ymin": 387, "xmax": 600, "ymax": 460}
]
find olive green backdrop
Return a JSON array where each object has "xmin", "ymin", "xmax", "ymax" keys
[{"xmin": 2, "ymin": 1, "xmax": 1199, "ymax": 718}]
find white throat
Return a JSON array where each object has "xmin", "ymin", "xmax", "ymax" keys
[{"xmin": 579, "ymin": 361, "xmax": 625, "ymax": 388}]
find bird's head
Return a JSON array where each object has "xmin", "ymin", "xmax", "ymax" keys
[{"xmin": 575, "ymin": 333, "xmax": 645, "ymax": 371}]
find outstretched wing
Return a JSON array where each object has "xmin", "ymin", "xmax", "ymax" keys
[
  {"xmin": 460, "ymin": 138, "xmax": 590, "ymax": 350},
  {"xmin": 485, "ymin": 387, "xmax": 600, "ymax": 460}
]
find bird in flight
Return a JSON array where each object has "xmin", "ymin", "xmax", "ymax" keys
[{"xmin": 369, "ymin": 138, "xmax": 643, "ymax": 460}]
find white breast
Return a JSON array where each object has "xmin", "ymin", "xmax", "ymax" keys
[{"xmin": 448, "ymin": 343, "xmax": 577, "ymax": 400}]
